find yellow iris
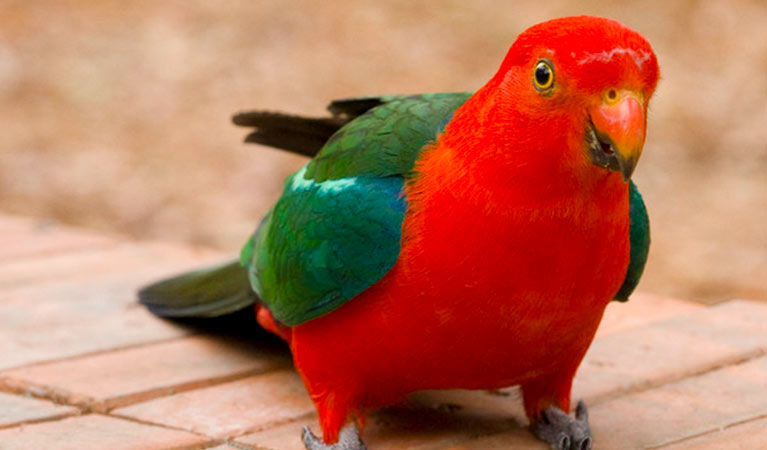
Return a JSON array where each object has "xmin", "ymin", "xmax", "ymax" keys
[{"xmin": 533, "ymin": 60, "xmax": 554, "ymax": 91}]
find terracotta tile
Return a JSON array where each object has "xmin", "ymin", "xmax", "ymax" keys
[
  {"xmin": 590, "ymin": 356, "xmax": 767, "ymax": 449},
  {"xmin": 451, "ymin": 355, "xmax": 767, "ymax": 450},
  {"xmin": 234, "ymin": 417, "xmax": 315, "ymax": 450},
  {"xmin": 2, "ymin": 335, "xmax": 292, "ymax": 411},
  {"xmin": 0, "ymin": 218, "xmax": 115, "ymax": 263},
  {"xmin": 0, "ymin": 392, "xmax": 78, "ymax": 429},
  {"xmin": 0, "ymin": 414, "xmax": 211, "ymax": 450},
  {"xmin": 574, "ymin": 300, "xmax": 767, "ymax": 403},
  {"xmin": 659, "ymin": 416, "xmax": 767, "ymax": 450},
  {"xmin": 113, "ymin": 370, "xmax": 315, "ymax": 438},
  {"xmin": 0, "ymin": 242, "xmax": 226, "ymax": 343},
  {"xmin": 0, "ymin": 215, "xmax": 38, "ymax": 232},
  {"xmin": 0, "ymin": 307, "xmax": 191, "ymax": 371},
  {"xmin": 436, "ymin": 428, "xmax": 544, "ymax": 450},
  {"xmin": 0, "ymin": 242, "xmax": 222, "ymax": 290},
  {"xmin": 0, "ymin": 243, "xmax": 231, "ymax": 371},
  {"xmin": 596, "ymin": 293, "xmax": 702, "ymax": 338},
  {"xmin": 206, "ymin": 445, "xmax": 250, "ymax": 450}
]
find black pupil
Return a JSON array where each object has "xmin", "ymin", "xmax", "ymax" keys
[{"xmin": 535, "ymin": 63, "xmax": 551, "ymax": 86}]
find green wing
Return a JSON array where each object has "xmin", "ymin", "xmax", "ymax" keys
[
  {"xmin": 246, "ymin": 93, "xmax": 472, "ymax": 326},
  {"xmin": 614, "ymin": 181, "xmax": 650, "ymax": 301}
]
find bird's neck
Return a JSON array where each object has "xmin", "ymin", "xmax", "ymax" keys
[{"xmin": 417, "ymin": 87, "xmax": 627, "ymax": 211}]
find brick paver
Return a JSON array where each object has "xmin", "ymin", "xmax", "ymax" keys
[
  {"xmin": 0, "ymin": 217, "xmax": 115, "ymax": 262},
  {"xmin": 0, "ymin": 307, "xmax": 192, "ymax": 371},
  {"xmin": 591, "ymin": 356, "xmax": 767, "ymax": 449},
  {"xmin": 0, "ymin": 242, "xmax": 222, "ymax": 290},
  {"xmin": 0, "ymin": 392, "xmax": 78, "ymax": 429},
  {"xmin": 595, "ymin": 293, "xmax": 701, "ymax": 337},
  {"xmin": 113, "ymin": 370, "xmax": 315, "ymax": 438},
  {"xmin": 0, "ymin": 240, "xmax": 226, "ymax": 371},
  {"xmin": 0, "ymin": 414, "xmax": 212, "ymax": 450},
  {"xmin": 574, "ymin": 300, "xmax": 767, "ymax": 404},
  {"xmin": 659, "ymin": 416, "xmax": 767, "ymax": 450},
  {"xmin": 1, "ymin": 335, "xmax": 292, "ymax": 412}
]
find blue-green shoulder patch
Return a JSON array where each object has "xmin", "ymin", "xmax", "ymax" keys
[{"xmin": 248, "ymin": 166, "xmax": 407, "ymax": 325}]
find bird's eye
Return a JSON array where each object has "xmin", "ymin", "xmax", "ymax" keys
[{"xmin": 533, "ymin": 60, "xmax": 554, "ymax": 92}]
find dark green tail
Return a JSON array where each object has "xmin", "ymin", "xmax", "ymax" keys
[{"xmin": 138, "ymin": 260, "xmax": 257, "ymax": 318}]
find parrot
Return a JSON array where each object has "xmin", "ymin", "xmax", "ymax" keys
[{"xmin": 139, "ymin": 16, "xmax": 657, "ymax": 450}]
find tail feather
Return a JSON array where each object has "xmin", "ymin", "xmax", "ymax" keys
[
  {"xmin": 138, "ymin": 259, "xmax": 257, "ymax": 318},
  {"xmin": 232, "ymin": 96, "xmax": 389, "ymax": 157},
  {"xmin": 232, "ymin": 111, "xmax": 346, "ymax": 157}
]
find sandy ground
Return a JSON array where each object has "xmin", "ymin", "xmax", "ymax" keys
[{"xmin": 1, "ymin": 0, "xmax": 765, "ymax": 303}]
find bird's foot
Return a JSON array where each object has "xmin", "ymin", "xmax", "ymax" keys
[
  {"xmin": 302, "ymin": 424, "xmax": 367, "ymax": 450},
  {"xmin": 529, "ymin": 399, "xmax": 592, "ymax": 450}
]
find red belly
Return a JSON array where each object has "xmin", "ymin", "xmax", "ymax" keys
[{"xmin": 290, "ymin": 181, "xmax": 630, "ymax": 413}]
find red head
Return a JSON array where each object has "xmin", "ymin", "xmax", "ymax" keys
[{"xmin": 445, "ymin": 16, "xmax": 659, "ymax": 185}]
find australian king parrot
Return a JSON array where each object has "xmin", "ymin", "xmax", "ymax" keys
[{"xmin": 139, "ymin": 15, "xmax": 657, "ymax": 450}]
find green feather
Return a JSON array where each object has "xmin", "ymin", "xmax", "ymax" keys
[
  {"xmin": 138, "ymin": 260, "xmax": 255, "ymax": 318},
  {"xmin": 304, "ymin": 93, "xmax": 472, "ymax": 181},
  {"xmin": 614, "ymin": 181, "xmax": 650, "ymax": 301},
  {"xmin": 250, "ymin": 169, "xmax": 407, "ymax": 325}
]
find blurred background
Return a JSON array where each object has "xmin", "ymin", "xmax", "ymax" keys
[{"xmin": 1, "ymin": 0, "xmax": 764, "ymax": 304}]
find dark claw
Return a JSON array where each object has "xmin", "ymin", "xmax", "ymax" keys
[
  {"xmin": 530, "ymin": 400, "xmax": 592, "ymax": 450},
  {"xmin": 575, "ymin": 399, "xmax": 589, "ymax": 422}
]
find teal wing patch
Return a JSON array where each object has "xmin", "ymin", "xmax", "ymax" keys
[
  {"xmin": 614, "ymin": 181, "xmax": 650, "ymax": 301},
  {"xmin": 243, "ymin": 92, "xmax": 471, "ymax": 326},
  {"xmin": 249, "ymin": 169, "xmax": 407, "ymax": 325}
]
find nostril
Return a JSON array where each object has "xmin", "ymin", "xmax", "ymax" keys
[{"xmin": 580, "ymin": 436, "xmax": 592, "ymax": 450}]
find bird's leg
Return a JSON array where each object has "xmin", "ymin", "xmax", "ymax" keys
[
  {"xmin": 522, "ymin": 370, "xmax": 592, "ymax": 450},
  {"xmin": 529, "ymin": 399, "xmax": 592, "ymax": 450},
  {"xmin": 302, "ymin": 423, "xmax": 368, "ymax": 450}
]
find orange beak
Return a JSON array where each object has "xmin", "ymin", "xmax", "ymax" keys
[{"xmin": 587, "ymin": 90, "xmax": 646, "ymax": 181}]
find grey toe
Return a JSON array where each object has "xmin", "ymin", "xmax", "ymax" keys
[
  {"xmin": 302, "ymin": 424, "xmax": 367, "ymax": 450},
  {"xmin": 530, "ymin": 400, "xmax": 592, "ymax": 450}
]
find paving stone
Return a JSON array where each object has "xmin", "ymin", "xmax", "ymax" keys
[
  {"xmin": 233, "ymin": 416, "xmax": 316, "ymax": 450},
  {"xmin": 0, "ymin": 215, "xmax": 37, "ymax": 232},
  {"xmin": 0, "ymin": 217, "xmax": 115, "ymax": 262},
  {"xmin": 0, "ymin": 414, "xmax": 211, "ymax": 450},
  {"xmin": 1, "ymin": 335, "xmax": 292, "ymax": 412},
  {"xmin": 595, "ymin": 293, "xmax": 701, "ymax": 338},
  {"xmin": 0, "ymin": 242, "xmax": 230, "ymax": 371},
  {"xmin": 113, "ymin": 370, "xmax": 315, "ymax": 438},
  {"xmin": 456, "ymin": 356, "xmax": 767, "ymax": 450},
  {"xmin": 434, "ymin": 428, "xmax": 544, "ymax": 450},
  {"xmin": 590, "ymin": 356, "xmax": 767, "ymax": 449},
  {"xmin": 574, "ymin": 300, "xmax": 767, "ymax": 403},
  {"xmin": 0, "ymin": 392, "xmax": 78, "ymax": 429},
  {"xmin": 0, "ymin": 307, "xmax": 191, "ymax": 371},
  {"xmin": 659, "ymin": 416, "xmax": 767, "ymax": 450},
  {"xmin": 0, "ymin": 241, "xmax": 222, "ymax": 290}
]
